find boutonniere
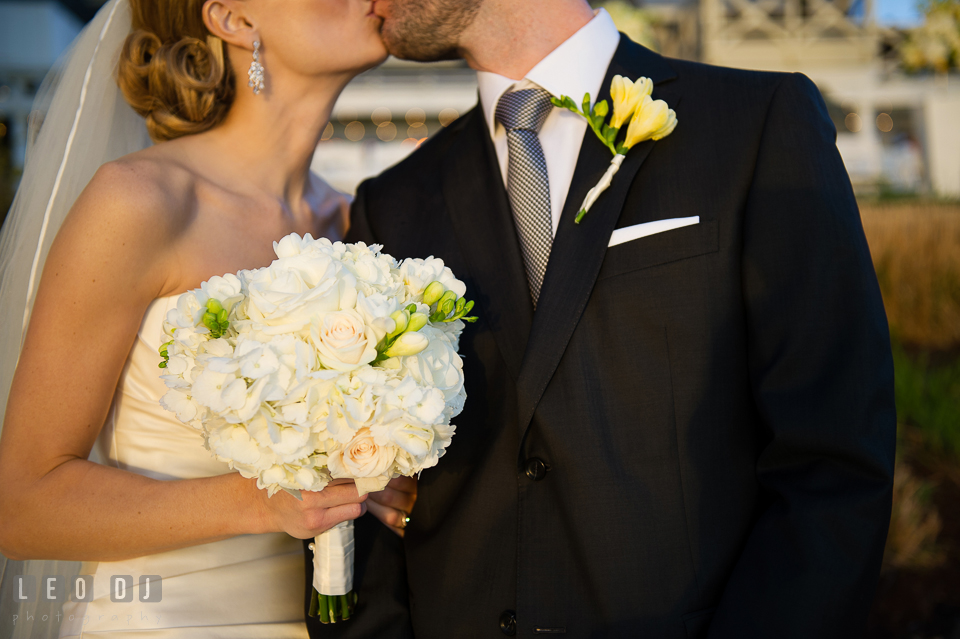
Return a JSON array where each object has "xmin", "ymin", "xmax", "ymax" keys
[{"xmin": 552, "ymin": 75, "xmax": 678, "ymax": 223}]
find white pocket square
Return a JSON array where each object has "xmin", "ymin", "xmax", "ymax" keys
[{"xmin": 608, "ymin": 216, "xmax": 700, "ymax": 248}]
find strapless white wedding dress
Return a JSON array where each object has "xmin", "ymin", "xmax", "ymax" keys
[{"xmin": 59, "ymin": 295, "xmax": 309, "ymax": 638}]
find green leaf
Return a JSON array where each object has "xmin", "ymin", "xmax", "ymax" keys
[
  {"xmin": 406, "ymin": 304, "xmax": 417, "ymax": 314},
  {"xmin": 616, "ymin": 142, "xmax": 628, "ymax": 155},
  {"xmin": 594, "ymin": 100, "xmax": 609, "ymax": 117},
  {"xmin": 605, "ymin": 126, "xmax": 619, "ymax": 144}
]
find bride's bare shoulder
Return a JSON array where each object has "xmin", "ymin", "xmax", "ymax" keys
[
  {"xmin": 47, "ymin": 145, "xmax": 200, "ymax": 300},
  {"xmin": 78, "ymin": 145, "xmax": 199, "ymax": 234}
]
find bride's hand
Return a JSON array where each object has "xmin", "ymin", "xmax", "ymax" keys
[
  {"xmin": 367, "ymin": 476, "xmax": 417, "ymax": 538},
  {"xmin": 254, "ymin": 478, "xmax": 368, "ymax": 539}
]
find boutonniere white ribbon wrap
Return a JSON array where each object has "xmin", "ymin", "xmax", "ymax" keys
[{"xmin": 552, "ymin": 75, "xmax": 678, "ymax": 223}]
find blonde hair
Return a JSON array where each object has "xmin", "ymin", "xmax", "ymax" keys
[{"xmin": 117, "ymin": 0, "xmax": 235, "ymax": 142}]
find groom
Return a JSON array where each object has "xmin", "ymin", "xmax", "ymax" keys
[{"xmin": 307, "ymin": 0, "xmax": 896, "ymax": 637}]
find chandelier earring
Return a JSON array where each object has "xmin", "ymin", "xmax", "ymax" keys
[{"xmin": 248, "ymin": 40, "xmax": 265, "ymax": 95}]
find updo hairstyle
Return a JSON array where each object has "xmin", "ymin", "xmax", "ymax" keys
[{"xmin": 117, "ymin": 0, "xmax": 236, "ymax": 142}]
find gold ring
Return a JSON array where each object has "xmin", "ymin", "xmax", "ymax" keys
[{"xmin": 398, "ymin": 512, "xmax": 410, "ymax": 529}]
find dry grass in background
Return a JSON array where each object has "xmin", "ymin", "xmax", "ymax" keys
[
  {"xmin": 883, "ymin": 460, "xmax": 945, "ymax": 571},
  {"xmin": 860, "ymin": 202, "xmax": 960, "ymax": 350}
]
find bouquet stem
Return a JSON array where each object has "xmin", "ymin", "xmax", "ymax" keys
[
  {"xmin": 307, "ymin": 520, "xmax": 356, "ymax": 624},
  {"xmin": 310, "ymin": 590, "xmax": 358, "ymax": 623}
]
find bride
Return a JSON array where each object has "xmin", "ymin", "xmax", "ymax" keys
[{"xmin": 0, "ymin": 0, "xmax": 414, "ymax": 637}]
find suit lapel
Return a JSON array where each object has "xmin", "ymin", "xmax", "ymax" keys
[
  {"xmin": 516, "ymin": 39, "xmax": 683, "ymax": 441},
  {"xmin": 442, "ymin": 107, "xmax": 534, "ymax": 380}
]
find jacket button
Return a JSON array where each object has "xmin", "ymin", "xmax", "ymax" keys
[
  {"xmin": 499, "ymin": 610, "xmax": 517, "ymax": 636},
  {"xmin": 525, "ymin": 457, "xmax": 548, "ymax": 481}
]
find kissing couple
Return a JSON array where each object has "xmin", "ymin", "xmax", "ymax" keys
[{"xmin": 0, "ymin": 0, "xmax": 895, "ymax": 638}]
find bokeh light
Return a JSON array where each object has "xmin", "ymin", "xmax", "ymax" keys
[
  {"xmin": 344, "ymin": 121, "xmax": 365, "ymax": 142},
  {"xmin": 377, "ymin": 122, "xmax": 397, "ymax": 142},
  {"xmin": 372, "ymin": 107, "xmax": 392, "ymax": 126},
  {"xmin": 845, "ymin": 113, "xmax": 863, "ymax": 133},
  {"xmin": 876, "ymin": 113, "xmax": 894, "ymax": 133},
  {"xmin": 321, "ymin": 122, "xmax": 334, "ymax": 141},
  {"xmin": 407, "ymin": 124, "xmax": 428, "ymax": 139},
  {"xmin": 439, "ymin": 108, "xmax": 460, "ymax": 127},
  {"xmin": 405, "ymin": 108, "xmax": 426, "ymax": 126}
]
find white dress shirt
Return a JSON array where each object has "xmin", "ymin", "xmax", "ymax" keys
[{"xmin": 477, "ymin": 9, "xmax": 620, "ymax": 237}]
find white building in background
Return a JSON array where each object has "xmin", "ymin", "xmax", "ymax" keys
[
  {"xmin": 312, "ymin": 60, "xmax": 478, "ymax": 194},
  {"xmin": 702, "ymin": 0, "xmax": 959, "ymax": 197},
  {"xmin": 0, "ymin": 1, "xmax": 82, "ymax": 169},
  {"xmin": 320, "ymin": 0, "xmax": 960, "ymax": 198},
  {"xmin": 1, "ymin": 0, "xmax": 956, "ymax": 198}
]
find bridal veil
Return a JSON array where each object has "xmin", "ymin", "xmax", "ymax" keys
[{"xmin": 0, "ymin": 1, "xmax": 151, "ymax": 636}]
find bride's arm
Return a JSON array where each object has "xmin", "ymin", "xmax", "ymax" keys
[{"xmin": 0, "ymin": 163, "xmax": 366, "ymax": 562}]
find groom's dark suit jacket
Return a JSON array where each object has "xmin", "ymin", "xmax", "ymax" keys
[{"xmin": 307, "ymin": 36, "xmax": 895, "ymax": 639}]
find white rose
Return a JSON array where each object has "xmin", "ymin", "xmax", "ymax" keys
[
  {"xmin": 386, "ymin": 418, "xmax": 436, "ymax": 460},
  {"xmin": 401, "ymin": 327, "xmax": 465, "ymax": 403},
  {"xmin": 355, "ymin": 292, "xmax": 400, "ymax": 342},
  {"xmin": 327, "ymin": 427, "xmax": 397, "ymax": 480},
  {"xmin": 201, "ymin": 273, "xmax": 244, "ymax": 312},
  {"xmin": 273, "ymin": 233, "xmax": 321, "ymax": 258},
  {"xmin": 241, "ymin": 254, "xmax": 356, "ymax": 334},
  {"xmin": 397, "ymin": 257, "xmax": 467, "ymax": 301},
  {"xmin": 310, "ymin": 310, "xmax": 378, "ymax": 372}
]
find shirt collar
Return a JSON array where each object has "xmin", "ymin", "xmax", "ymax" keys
[{"xmin": 477, "ymin": 8, "xmax": 621, "ymax": 136}]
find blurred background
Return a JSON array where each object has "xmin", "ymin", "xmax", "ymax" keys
[{"xmin": 1, "ymin": 0, "xmax": 958, "ymax": 636}]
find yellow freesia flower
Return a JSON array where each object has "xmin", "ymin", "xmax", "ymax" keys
[
  {"xmin": 609, "ymin": 75, "xmax": 653, "ymax": 130},
  {"xmin": 623, "ymin": 95, "xmax": 678, "ymax": 149}
]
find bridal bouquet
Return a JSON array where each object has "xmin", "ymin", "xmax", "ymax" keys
[{"xmin": 157, "ymin": 234, "xmax": 474, "ymax": 623}]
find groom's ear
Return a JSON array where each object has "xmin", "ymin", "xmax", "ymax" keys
[{"xmin": 203, "ymin": 0, "xmax": 258, "ymax": 51}]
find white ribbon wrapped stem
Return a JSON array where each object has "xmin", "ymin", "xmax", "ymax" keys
[
  {"xmin": 578, "ymin": 153, "xmax": 626, "ymax": 219},
  {"xmin": 309, "ymin": 520, "xmax": 355, "ymax": 596}
]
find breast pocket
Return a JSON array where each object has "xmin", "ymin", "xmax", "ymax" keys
[{"xmin": 598, "ymin": 219, "xmax": 719, "ymax": 281}]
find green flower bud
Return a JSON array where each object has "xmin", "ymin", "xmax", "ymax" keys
[
  {"xmin": 206, "ymin": 299, "xmax": 224, "ymax": 315},
  {"xmin": 441, "ymin": 299, "xmax": 455, "ymax": 315},
  {"xmin": 384, "ymin": 332, "xmax": 429, "ymax": 358},
  {"xmin": 455, "ymin": 298, "xmax": 466, "ymax": 314},
  {"xmin": 389, "ymin": 310, "xmax": 410, "ymax": 337},
  {"xmin": 406, "ymin": 312, "xmax": 428, "ymax": 333},
  {"xmin": 439, "ymin": 290, "xmax": 457, "ymax": 307},
  {"xmin": 406, "ymin": 304, "xmax": 418, "ymax": 314},
  {"xmin": 202, "ymin": 312, "xmax": 218, "ymax": 330},
  {"xmin": 422, "ymin": 281, "xmax": 445, "ymax": 307}
]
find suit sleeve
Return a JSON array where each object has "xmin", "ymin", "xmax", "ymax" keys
[
  {"xmin": 707, "ymin": 73, "xmax": 896, "ymax": 637},
  {"xmin": 304, "ymin": 180, "xmax": 414, "ymax": 639}
]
